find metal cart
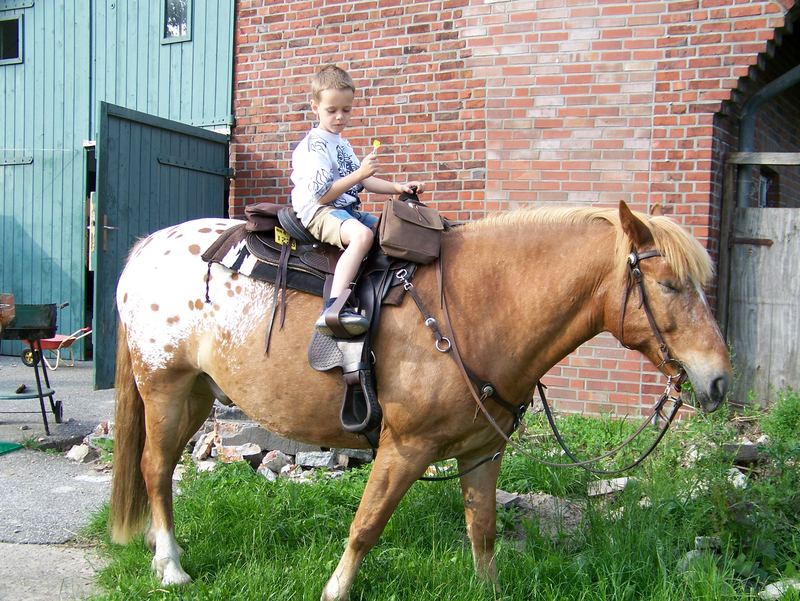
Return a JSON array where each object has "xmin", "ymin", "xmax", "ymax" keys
[{"xmin": 0, "ymin": 304, "xmax": 64, "ymax": 435}]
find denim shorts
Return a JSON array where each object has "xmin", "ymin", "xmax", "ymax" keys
[{"xmin": 306, "ymin": 206, "xmax": 379, "ymax": 249}]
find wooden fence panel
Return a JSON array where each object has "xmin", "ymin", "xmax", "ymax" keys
[{"xmin": 727, "ymin": 208, "xmax": 800, "ymax": 404}]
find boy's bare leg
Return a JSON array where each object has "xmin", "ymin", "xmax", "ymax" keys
[{"xmin": 330, "ymin": 219, "xmax": 374, "ymax": 298}]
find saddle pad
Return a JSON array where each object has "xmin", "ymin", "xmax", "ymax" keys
[{"xmin": 212, "ymin": 233, "xmax": 327, "ymax": 297}]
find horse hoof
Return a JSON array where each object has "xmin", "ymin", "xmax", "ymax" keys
[
  {"xmin": 152, "ymin": 557, "xmax": 192, "ymax": 586},
  {"xmin": 320, "ymin": 579, "xmax": 348, "ymax": 601},
  {"xmin": 162, "ymin": 569, "xmax": 192, "ymax": 586}
]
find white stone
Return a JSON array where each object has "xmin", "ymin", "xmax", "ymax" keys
[
  {"xmin": 759, "ymin": 579, "xmax": 800, "ymax": 600},
  {"xmin": 90, "ymin": 420, "xmax": 114, "ymax": 440},
  {"xmin": 65, "ymin": 444, "xmax": 96, "ymax": 463},
  {"xmin": 727, "ymin": 468, "xmax": 748, "ymax": 489},
  {"xmin": 496, "ymin": 489, "xmax": 521, "ymax": 509},
  {"xmin": 587, "ymin": 477, "xmax": 629, "ymax": 497},
  {"xmin": 332, "ymin": 448, "xmax": 374, "ymax": 463},
  {"xmin": 293, "ymin": 471, "xmax": 315, "ymax": 484},
  {"xmin": 216, "ymin": 442, "xmax": 262, "ymax": 464},
  {"xmin": 279, "ymin": 464, "xmax": 301, "ymax": 478},
  {"xmin": 676, "ymin": 550, "xmax": 704, "ymax": 573},
  {"xmin": 214, "ymin": 420, "xmax": 319, "ymax": 455},
  {"xmin": 495, "ymin": 489, "xmax": 584, "ymax": 542},
  {"xmin": 196, "ymin": 460, "xmax": 217, "ymax": 472},
  {"xmin": 684, "ymin": 445, "xmax": 703, "ymax": 466},
  {"xmin": 296, "ymin": 451, "xmax": 336, "ymax": 469},
  {"xmin": 172, "ymin": 464, "xmax": 186, "ymax": 482},
  {"xmin": 261, "ymin": 450, "xmax": 292, "ymax": 473},
  {"xmin": 257, "ymin": 466, "xmax": 278, "ymax": 482},
  {"xmin": 191, "ymin": 431, "xmax": 216, "ymax": 461}
]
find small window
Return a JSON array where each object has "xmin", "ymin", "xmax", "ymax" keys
[
  {"xmin": 162, "ymin": 0, "xmax": 191, "ymax": 44},
  {"xmin": 0, "ymin": 15, "xmax": 23, "ymax": 64},
  {"xmin": 758, "ymin": 166, "xmax": 780, "ymax": 208}
]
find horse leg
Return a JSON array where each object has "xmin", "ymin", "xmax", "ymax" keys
[
  {"xmin": 321, "ymin": 442, "xmax": 434, "ymax": 601},
  {"xmin": 140, "ymin": 372, "xmax": 214, "ymax": 585},
  {"xmin": 458, "ymin": 452, "xmax": 504, "ymax": 586}
]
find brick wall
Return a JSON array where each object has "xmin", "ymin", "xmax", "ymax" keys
[{"xmin": 231, "ymin": 0, "xmax": 795, "ymax": 416}]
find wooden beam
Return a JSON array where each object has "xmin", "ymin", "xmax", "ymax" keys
[{"xmin": 727, "ymin": 152, "xmax": 800, "ymax": 166}]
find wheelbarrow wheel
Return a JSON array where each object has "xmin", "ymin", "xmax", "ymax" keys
[
  {"xmin": 21, "ymin": 348, "xmax": 40, "ymax": 367},
  {"xmin": 54, "ymin": 400, "xmax": 63, "ymax": 423}
]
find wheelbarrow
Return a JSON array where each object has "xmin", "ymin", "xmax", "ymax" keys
[
  {"xmin": 20, "ymin": 303, "xmax": 91, "ymax": 370},
  {"xmin": 21, "ymin": 327, "xmax": 92, "ymax": 370},
  {"xmin": 0, "ymin": 301, "xmax": 64, "ymax": 434}
]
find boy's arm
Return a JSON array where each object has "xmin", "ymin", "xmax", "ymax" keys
[
  {"xmin": 363, "ymin": 177, "xmax": 425, "ymax": 196},
  {"xmin": 318, "ymin": 170, "xmax": 369, "ymax": 205},
  {"xmin": 317, "ymin": 153, "xmax": 379, "ymax": 205}
]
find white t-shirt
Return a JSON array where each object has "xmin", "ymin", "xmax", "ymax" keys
[{"xmin": 290, "ymin": 127, "xmax": 364, "ymax": 226}]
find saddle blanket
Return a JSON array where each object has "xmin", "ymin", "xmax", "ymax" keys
[{"xmin": 208, "ymin": 224, "xmax": 328, "ymax": 297}]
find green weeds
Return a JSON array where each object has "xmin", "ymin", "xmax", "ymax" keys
[{"xmin": 88, "ymin": 390, "xmax": 800, "ymax": 600}]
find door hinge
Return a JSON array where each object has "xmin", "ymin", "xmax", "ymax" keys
[{"xmin": 730, "ymin": 237, "xmax": 773, "ymax": 248}]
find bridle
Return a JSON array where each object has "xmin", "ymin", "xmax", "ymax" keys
[
  {"xmin": 402, "ymin": 245, "xmax": 690, "ymax": 479},
  {"xmin": 619, "ymin": 249, "xmax": 688, "ymax": 384}
]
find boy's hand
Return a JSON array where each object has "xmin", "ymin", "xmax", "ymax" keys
[
  {"xmin": 358, "ymin": 151, "xmax": 379, "ymax": 179},
  {"xmin": 397, "ymin": 181, "xmax": 425, "ymax": 195}
]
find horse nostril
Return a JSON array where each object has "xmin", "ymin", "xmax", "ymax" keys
[{"xmin": 712, "ymin": 374, "xmax": 729, "ymax": 402}]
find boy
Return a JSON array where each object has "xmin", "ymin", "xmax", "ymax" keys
[{"xmin": 291, "ymin": 64, "xmax": 424, "ymax": 337}]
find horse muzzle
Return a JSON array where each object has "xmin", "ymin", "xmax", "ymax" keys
[{"xmin": 685, "ymin": 368, "xmax": 730, "ymax": 413}]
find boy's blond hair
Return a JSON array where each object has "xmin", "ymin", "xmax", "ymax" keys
[{"xmin": 312, "ymin": 64, "xmax": 355, "ymax": 101}]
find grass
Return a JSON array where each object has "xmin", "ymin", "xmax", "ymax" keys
[{"xmin": 86, "ymin": 390, "xmax": 800, "ymax": 600}]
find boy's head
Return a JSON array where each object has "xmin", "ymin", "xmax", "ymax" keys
[
  {"xmin": 311, "ymin": 64, "xmax": 355, "ymax": 101},
  {"xmin": 311, "ymin": 65, "xmax": 357, "ymax": 135}
]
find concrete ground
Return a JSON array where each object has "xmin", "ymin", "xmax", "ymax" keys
[{"xmin": 0, "ymin": 355, "xmax": 115, "ymax": 600}]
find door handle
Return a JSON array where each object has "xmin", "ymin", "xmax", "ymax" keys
[{"xmin": 101, "ymin": 216, "xmax": 118, "ymax": 250}]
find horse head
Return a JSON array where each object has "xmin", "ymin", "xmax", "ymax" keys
[{"xmin": 614, "ymin": 201, "xmax": 731, "ymax": 412}]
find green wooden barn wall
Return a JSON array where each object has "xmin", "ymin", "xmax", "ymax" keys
[
  {"xmin": 91, "ymin": 0, "xmax": 234, "ymax": 130},
  {"xmin": 1, "ymin": 0, "xmax": 233, "ymax": 357},
  {"xmin": 1, "ymin": 0, "xmax": 92, "ymax": 354}
]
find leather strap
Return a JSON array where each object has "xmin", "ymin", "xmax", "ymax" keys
[
  {"xmin": 415, "ymin": 243, "xmax": 686, "ymax": 477},
  {"xmin": 265, "ymin": 242, "xmax": 291, "ymax": 353},
  {"xmin": 619, "ymin": 249, "xmax": 685, "ymax": 385}
]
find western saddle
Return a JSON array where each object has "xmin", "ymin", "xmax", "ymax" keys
[{"xmin": 202, "ymin": 204, "xmax": 418, "ymax": 448}]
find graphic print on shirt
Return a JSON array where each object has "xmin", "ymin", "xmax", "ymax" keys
[{"xmin": 333, "ymin": 143, "xmax": 363, "ymax": 209}]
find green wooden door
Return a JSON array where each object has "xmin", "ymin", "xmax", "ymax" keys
[{"xmin": 94, "ymin": 102, "xmax": 229, "ymax": 389}]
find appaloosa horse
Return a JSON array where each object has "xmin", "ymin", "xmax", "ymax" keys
[{"xmin": 110, "ymin": 201, "xmax": 731, "ymax": 600}]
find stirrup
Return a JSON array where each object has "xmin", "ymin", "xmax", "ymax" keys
[{"xmin": 315, "ymin": 308, "xmax": 368, "ymax": 338}]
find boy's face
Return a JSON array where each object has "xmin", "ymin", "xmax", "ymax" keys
[{"xmin": 312, "ymin": 88, "xmax": 355, "ymax": 135}]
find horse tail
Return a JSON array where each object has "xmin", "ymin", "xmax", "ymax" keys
[{"xmin": 109, "ymin": 320, "xmax": 149, "ymax": 543}]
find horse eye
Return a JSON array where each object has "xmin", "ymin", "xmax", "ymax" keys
[{"xmin": 658, "ymin": 280, "xmax": 679, "ymax": 293}]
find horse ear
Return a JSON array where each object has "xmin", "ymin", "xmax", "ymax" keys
[
  {"xmin": 619, "ymin": 201, "xmax": 654, "ymax": 247},
  {"xmin": 650, "ymin": 203, "xmax": 663, "ymax": 217}
]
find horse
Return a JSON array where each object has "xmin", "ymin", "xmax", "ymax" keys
[{"xmin": 109, "ymin": 201, "xmax": 731, "ymax": 600}]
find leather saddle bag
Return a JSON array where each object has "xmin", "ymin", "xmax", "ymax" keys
[{"xmin": 378, "ymin": 191, "xmax": 444, "ymax": 264}]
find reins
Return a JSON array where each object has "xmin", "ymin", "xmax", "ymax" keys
[{"xmin": 402, "ymin": 243, "xmax": 689, "ymax": 479}]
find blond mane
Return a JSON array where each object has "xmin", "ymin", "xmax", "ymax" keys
[{"xmin": 455, "ymin": 206, "xmax": 713, "ymax": 286}]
